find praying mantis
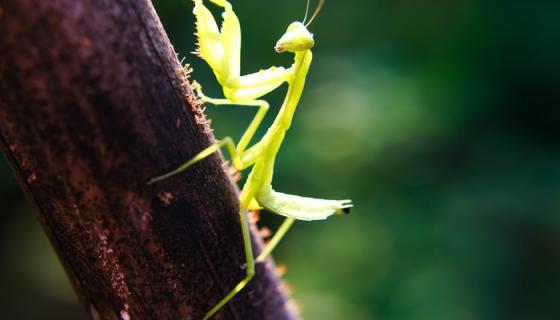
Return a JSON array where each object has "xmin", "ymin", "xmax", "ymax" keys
[{"xmin": 149, "ymin": 0, "xmax": 352, "ymax": 318}]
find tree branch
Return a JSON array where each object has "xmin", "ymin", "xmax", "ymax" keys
[{"xmin": 0, "ymin": 0, "xmax": 297, "ymax": 319}]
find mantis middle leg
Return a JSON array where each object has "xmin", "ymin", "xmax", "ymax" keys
[
  {"xmin": 193, "ymin": 82, "xmax": 271, "ymax": 152},
  {"xmin": 147, "ymin": 137, "xmax": 248, "ymax": 185},
  {"xmin": 147, "ymin": 94, "xmax": 270, "ymax": 184}
]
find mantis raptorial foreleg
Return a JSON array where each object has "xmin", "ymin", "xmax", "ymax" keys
[{"xmin": 194, "ymin": 0, "xmax": 293, "ymax": 100}]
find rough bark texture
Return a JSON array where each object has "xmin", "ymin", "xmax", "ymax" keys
[{"xmin": 0, "ymin": 0, "xmax": 297, "ymax": 319}]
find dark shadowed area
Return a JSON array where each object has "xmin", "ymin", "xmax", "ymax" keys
[{"xmin": 1, "ymin": 0, "xmax": 559, "ymax": 319}]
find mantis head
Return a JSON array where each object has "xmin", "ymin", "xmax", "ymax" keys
[
  {"xmin": 274, "ymin": 0, "xmax": 324, "ymax": 53},
  {"xmin": 275, "ymin": 22, "xmax": 314, "ymax": 53}
]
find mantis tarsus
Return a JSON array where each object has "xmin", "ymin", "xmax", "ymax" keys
[{"xmin": 149, "ymin": 0, "xmax": 352, "ymax": 318}]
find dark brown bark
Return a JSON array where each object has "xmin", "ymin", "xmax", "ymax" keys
[{"xmin": 0, "ymin": 0, "xmax": 297, "ymax": 319}]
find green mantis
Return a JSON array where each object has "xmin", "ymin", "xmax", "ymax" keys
[{"xmin": 149, "ymin": 0, "xmax": 352, "ymax": 318}]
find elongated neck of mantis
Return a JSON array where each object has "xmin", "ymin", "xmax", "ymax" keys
[{"xmin": 274, "ymin": 50, "xmax": 313, "ymax": 130}]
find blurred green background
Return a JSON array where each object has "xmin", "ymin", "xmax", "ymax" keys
[{"xmin": 1, "ymin": 0, "xmax": 559, "ymax": 319}]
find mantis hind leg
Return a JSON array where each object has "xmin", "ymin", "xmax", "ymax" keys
[
  {"xmin": 203, "ymin": 206, "xmax": 255, "ymax": 319},
  {"xmin": 256, "ymin": 217, "xmax": 295, "ymax": 263},
  {"xmin": 205, "ymin": 210, "xmax": 296, "ymax": 318},
  {"xmin": 203, "ymin": 180, "xmax": 262, "ymax": 319},
  {"xmin": 203, "ymin": 218, "xmax": 295, "ymax": 319}
]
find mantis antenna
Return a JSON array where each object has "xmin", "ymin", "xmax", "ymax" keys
[
  {"xmin": 305, "ymin": 0, "xmax": 325, "ymax": 27},
  {"xmin": 302, "ymin": 0, "xmax": 311, "ymax": 24}
]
